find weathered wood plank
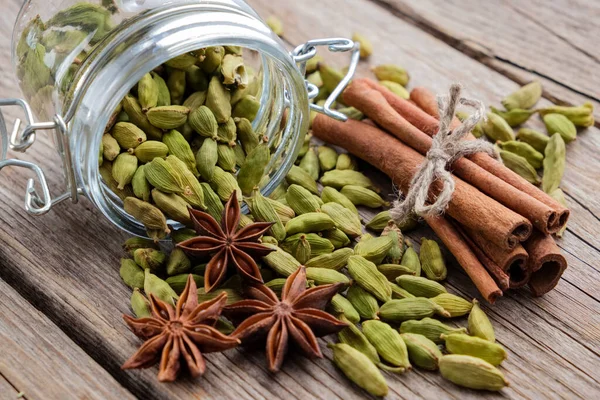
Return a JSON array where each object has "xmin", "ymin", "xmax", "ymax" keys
[
  {"xmin": 370, "ymin": 0, "xmax": 600, "ymax": 124},
  {"xmin": 0, "ymin": 278, "xmax": 135, "ymax": 400},
  {"xmin": 0, "ymin": 375, "xmax": 21, "ymax": 399}
]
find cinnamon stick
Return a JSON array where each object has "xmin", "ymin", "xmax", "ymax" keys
[
  {"xmin": 458, "ymin": 224, "xmax": 529, "ymax": 289},
  {"xmin": 410, "ymin": 87, "xmax": 462, "ymax": 129},
  {"xmin": 522, "ymin": 231, "xmax": 567, "ymax": 297},
  {"xmin": 424, "ymin": 215, "xmax": 502, "ymax": 303},
  {"xmin": 344, "ymin": 80, "xmax": 550, "ymax": 236},
  {"xmin": 361, "ymin": 78, "xmax": 570, "ymax": 233},
  {"xmin": 312, "ymin": 115, "xmax": 532, "ymax": 250}
]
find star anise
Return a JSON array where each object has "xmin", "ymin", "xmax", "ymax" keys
[
  {"xmin": 177, "ymin": 193, "xmax": 275, "ymax": 292},
  {"xmin": 122, "ymin": 275, "xmax": 240, "ymax": 382},
  {"xmin": 223, "ymin": 266, "xmax": 347, "ymax": 372}
]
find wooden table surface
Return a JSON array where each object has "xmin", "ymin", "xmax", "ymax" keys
[{"xmin": 1, "ymin": 0, "xmax": 599, "ymax": 399}]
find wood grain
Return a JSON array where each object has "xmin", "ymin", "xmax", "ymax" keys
[
  {"xmin": 371, "ymin": 0, "xmax": 600, "ymax": 124},
  {"xmin": 0, "ymin": 0, "xmax": 599, "ymax": 399},
  {"xmin": 0, "ymin": 278, "xmax": 135, "ymax": 400}
]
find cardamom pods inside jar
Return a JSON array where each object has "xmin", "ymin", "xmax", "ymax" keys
[{"xmin": 0, "ymin": 0, "xmax": 359, "ymax": 239}]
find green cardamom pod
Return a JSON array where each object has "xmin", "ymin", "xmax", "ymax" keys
[
  {"xmin": 232, "ymin": 95, "xmax": 260, "ymax": 121},
  {"xmin": 502, "ymin": 81, "xmax": 542, "ymax": 110},
  {"xmin": 352, "ymin": 32, "xmax": 373, "ymax": 59},
  {"xmin": 163, "ymin": 129, "xmax": 199, "ymax": 175},
  {"xmin": 400, "ymin": 317, "xmax": 466, "ymax": 344},
  {"xmin": 322, "ymin": 228, "xmax": 351, "ymax": 249},
  {"xmin": 166, "ymin": 156, "xmax": 206, "ymax": 209},
  {"xmin": 151, "ymin": 72, "xmax": 171, "ymax": 107},
  {"xmin": 299, "ymin": 147, "xmax": 320, "ymax": 181},
  {"xmin": 497, "ymin": 140, "xmax": 544, "ymax": 169},
  {"xmin": 123, "ymin": 237, "xmax": 158, "ymax": 256},
  {"xmin": 264, "ymin": 278, "xmax": 288, "ymax": 296},
  {"xmin": 389, "ymin": 283, "xmax": 415, "ymax": 299},
  {"xmin": 516, "ymin": 128, "xmax": 550, "ymax": 153},
  {"xmin": 166, "ymin": 274, "xmax": 204, "ymax": 295},
  {"xmin": 102, "ymin": 133, "xmax": 120, "ymax": 161},
  {"xmin": 396, "ymin": 275, "xmax": 447, "ymax": 298},
  {"xmin": 379, "ymin": 298, "xmax": 450, "ymax": 322},
  {"xmin": 151, "ymin": 189, "xmax": 192, "ymax": 227},
  {"xmin": 318, "ymin": 64, "xmax": 344, "ymax": 94},
  {"xmin": 500, "ymin": 150, "xmax": 541, "ymax": 185},
  {"xmin": 216, "ymin": 143, "xmax": 237, "ymax": 173},
  {"xmin": 144, "ymin": 269, "xmax": 178, "ymax": 306},
  {"xmin": 285, "ymin": 212, "xmax": 335, "ymax": 235},
  {"xmin": 265, "ymin": 197, "xmax": 295, "ymax": 224},
  {"xmin": 363, "ymin": 320, "xmax": 411, "ymax": 370},
  {"xmin": 138, "ymin": 72, "xmax": 159, "ymax": 112},
  {"xmin": 419, "ymin": 238, "xmax": 447, "ymax": 281},
  {"xmin": 120, "ymin": 258, "xmax": 145, "ymax": 289},
  {"xmin": 365, "ymin": 210, "xmax": 392, "ymax": 232},
  {"xmin": 286, "ymin": 184, "xmax": 322, "ymax": 215},
  {"xmin": 354, "ymin": 235, "xmax": 394, "ymax": 265},
  {"xmin": 293, "ymin": 234, "xmax": 312, "ymax": 264},
  {"xmin": 335, "ymin": 153, "xmax": 358, "ymax": 170},
  {"xmin": 183, "ymin": 90, "xmax": 208, "ymax": 111},
  {"xmin": 238, "ymin": 136, "xmax": 270, "ymax": 195},
  {"xmin": 346, "ymin": 284, "xmax": 380, "ymax": 320},
  {"xmin": 543, "ymin": 113, "xmax": 577, "ymax": 144},
  {"xmin": 442, "ymin": 333, "xmax": 507, "ymax": 366},
  {"xmin": 338, "ymin": 107, "xmax": 364, "ymax": 121},
  {"xmin": 321, "ymin": 170, "xmax": 378, "ymax": 192},
  {"xmin": 112, "ymin": 153, "xmax": 138, "ymax": 190},
  {"xmin": 468, "ymin": 299, "xmax": 496, "ymax": 342},
  {"xmin": 133, "ymin": 248, "xmax": 166, "ymax": 272},
  {"xmin": 401, "ymin": 333, "xmax": 442, "ymax": 371},
  {"xmin": 198, "ymin": 288, "xmax": 242, "ymax": 305},
  {"xmin": 538, "ymin": 102, "xmax": 594, "ymax": 127},
  {"xmin": 317, "ymin": 145, "xmax": 339, "ymax": 172},
  {"xmin": 341, "ymin": 185, "xmax": 389, "ymax": 208},
  {"xmin": 439, "ymin": 355, "xmax": 509, "ymax": 391},
  {"xmin": 165, "ymin": 248, "xmax": 192, "ymax": 276},
  {"xmin": 246, "ymin": 188, "xmax": 286, "ymax": 241},
  {"xmin": 328, "ymin": 343, "xmax": 389, "ymax": 397},
  {"xmin": 200, "ymin": 46, "xmax": 225, "ymax": 74},
  {"xmin": 541, "ymin": 133, "xmax": 566, "ymax": 194},
  {"xmin": 221, "ymin": 54, "xmax": 248, "ymax": 87},
  {"xmin": 286, "ymin": 165, "xmax": 319, "ymax": 194},
  {"xmin": 379, "ymin": 80, "xmax": 409, "ymax": 99},
  {"xmin": 112, "ymin": 122, "xmax": 147, "ymax": 149},
  {"xmin": 206, "ymin": 75, "xmax": 231, "ymax": 123},
  {"xmin": 490, "ymin": 106, "xmax": 536, "ymax": 127},
  {"xmin": 401, "ymin": 246, "xmax": 421, "ymax": 279},
  {"xmin": 300, "ymin": 233, "xmax": 334, "ymax": 257},
  {"xmin": 483, "ymin": 112, "xmax": 515, "ymax": 142},
  {"xmin": 338, "ymin": 316, "xmax": 381, "ymax": 365},
  {"xmin": 133, "ymin": 140, "xmax": 170, "ymax": 163},
  {"xmin": 146, "ymin": 105, "xmax": 190, "ymax": 130},
  {"xmin": 330, "ymin": 295, "xmax": 360, "ymax": 324},
  {"xmin": 431, "ymin": 293, "xmax": 473, "ymax": 317},
  {"xmin": 377, "ymin": 264, "xmax": 416, "ymax": 280},
  {"xmin": 305, "ymin": 248, "xmax": 354, "ymax": 270},
  {"xmin": 348, "ymin": 256, "xmax": 392, "ymax": 302},
  {"xmin": 235, "ymin": 117, "xmax": 259, "ymax": 154},
  {"xmin": 130, "ymin": 288, "xmax": 152, "ymax": 318},
  {"xmin": 321, "ymin": 203, "xmax": 363, "ymax": 237},
  {"xmin": 189, "ymin": 105, "xmax": 218, "ymax": 139},
  {"xmin": 167, "ymin": 69, "xmax": 186, "ymax": 105},
  {"xmin": 210, "ymin": 166, "xmax": 242, "ymax": 202},
  {"xmin": 261, "ymin": 243, "xmax": 301, "ymax": 276},
  {"xmin": 122, "ymin": 94, "xmax": 163, "ymax": 140},
  {"xmin": 131, "ymin": 165, "xmax": 151, "ymax": 202},
  {"xmin": 195, "ymin": 137, "xmax": 218, "ymax": 181},
  {"xmin": 171, "ymin": 228, "xmax": 197, "ymax": 244},
  {"xmin": 123, "ymin": 197, "xmax": 170, "ymax": 241},
  {"xmin": 381, "ymin": 222, "xmax": 404, "ymax": 264},
  {"xmin": 306, "ymin": 267, "xmax": 350, "ymax": 286},
  {"xmin": 145, "ymin": 157, "xmax": 184, "ymax": 193},
  {"xmin": 216, "ymin": 117, "xmax": 237, "ymax": 146},
  {"xmin": 372, "ymin": 64, "xmax": 409, "ymax": 86},
  {"xmin": 200, "ymin": 182, "xmax": 224, "ymax": 223},
  {"xmin": 166, "ymin": 53, "xmax": 199, "ymax": 70}
]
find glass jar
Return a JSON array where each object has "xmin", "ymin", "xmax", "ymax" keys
[{"xmin": 0, "ymin": 0, "xmax": 359, "ymax": 237}]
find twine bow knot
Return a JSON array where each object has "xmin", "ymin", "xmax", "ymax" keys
[{"xmin": 390, "ymin": 84, "xmax": 499, "ymax": 224}]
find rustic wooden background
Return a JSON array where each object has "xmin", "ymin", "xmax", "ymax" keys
[{"xmin": 1, "ymin": 0, "xmax": 599, "ymax": 399}]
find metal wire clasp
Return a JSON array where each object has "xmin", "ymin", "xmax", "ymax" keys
[
  {"xmin": 291, "ymin": 38, "xmax": 360, "ymax": 121},
  {"xmin": 0, "ymin": 98, "xmax": 78, "ymax": 215}
]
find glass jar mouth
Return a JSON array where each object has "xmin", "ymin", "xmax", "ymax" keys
[{"xmin": 67, "ymin": 2, "xmax": 308, "ymax": 238}]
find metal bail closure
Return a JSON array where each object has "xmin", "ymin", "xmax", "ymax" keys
[
  {"xmin": 0, "ymin": 98, "xmax": 78, "ymax": 216},
  {"xmin": 291, "ymin": 38, "xmax": 361, "ymax": 122}
]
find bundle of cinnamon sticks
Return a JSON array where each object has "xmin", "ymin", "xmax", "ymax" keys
[{"xmin": 312, "ymin": 78, "xmax": 568, "ymax": 302}]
